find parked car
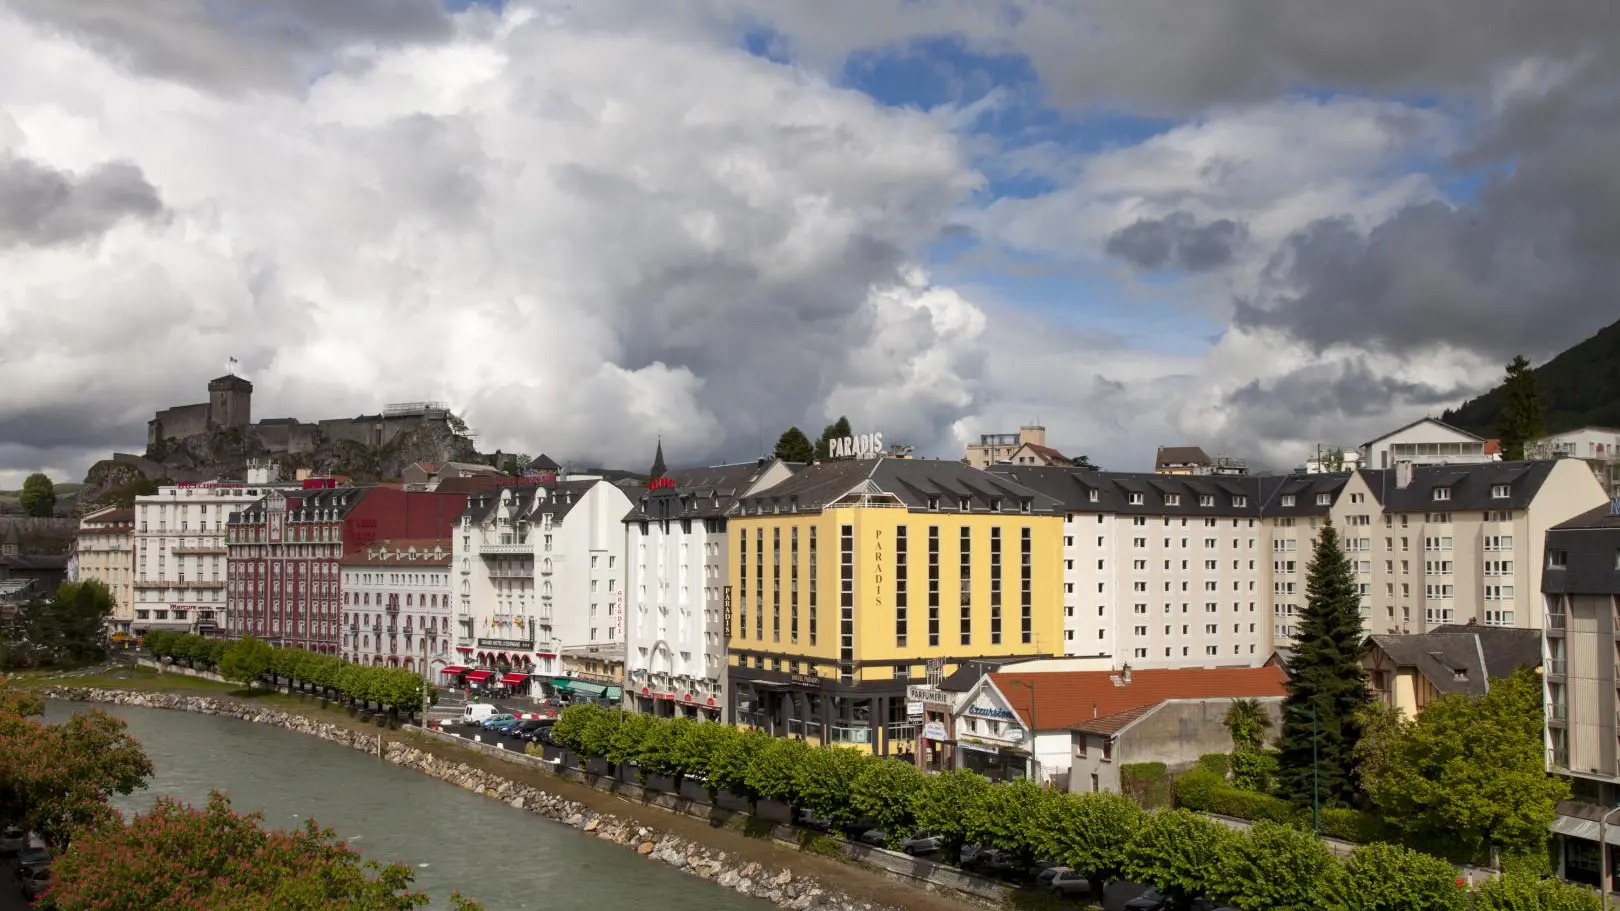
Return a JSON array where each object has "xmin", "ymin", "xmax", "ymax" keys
[
  {"xmin": 15, "ymin": 845, "xmax": 49, "ymax": 879},
  {"xmin": 1034, "ymin": 865, "xmax": 1066, "ymax": 889},
  {"xmin": 479, "ymin": 714, "xmax": 518, "ymax": 730},
  {"xmin": 20, "ymin": 864, "xmax": 50, "ymax": 900},
  {"xmin": 1123, "ymin": 887, "xmax": 1168, "ymax": 910},
  {"xmin": 1050, "ymin": 868, "xmax": 1092, "ymax": 899},
  {"xmin": 0, "ymin": 826, "xmax": 25, "ymax": 855},
  {"xmin": 895, "ymin": 832, "xmax": 939, "ymax": 856},
  {"xmin": 793, "ymin": 809, "xmax": 833, "ymax": 831},
  {"xmin": 460, "ymin": 703, "xmax": 499, "ymax": 726}
]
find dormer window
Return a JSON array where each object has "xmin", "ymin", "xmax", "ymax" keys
[
  {"xmin": 1280, "ymin": 495, "xmax": 1295, "ymax": 507},
  {"xmin": 959, "ymin": 498, "xmax": 971, "ymax": 511},
  {"xmin": 1164, "ymin": 494, "xmax": 1180, "ymax": 506},
  {"xmin": 1316, "ymin": 493, "xmax": 1331, "ymax": 506},
  {"xmin": 989, "ymin": 498, "xmax": 1002, "ymax": 512},
  {"xmin": 1020, "ymin": 498, "xmax": 1033, "ymax": 514},
  {"xmin": 927, "ymin": 496, "xmax": 940, "ymax": 511},
  {"xmin": 1433, "ymin": 487, "xmax": 1451, "ymax": 502},
  {"xmin": 1128, "ymin": 492, "xmax": 1144, "ymax": 506},
  {"xmin": 1199, "ymin": 495, "xmax": 1214, "ymax": 507},
  {"xmin": 1490, "ymin": 484, "xmax": 1510, "ymax": 499},
  {"xmin": 1088, "ymin": 489, "xmax": 1099, "ymax": 503}
]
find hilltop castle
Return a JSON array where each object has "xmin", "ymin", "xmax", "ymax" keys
[{"xmin": 147, "ymin": 374, "xmax": 457, "ymax": 457}]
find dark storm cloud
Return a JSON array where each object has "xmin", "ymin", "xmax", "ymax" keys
[
  {"xmin": 1223, "ymin": 359, "xmax": 1473, "ymax": 444},
  {"xmin": 0, "ymin": 156, "xmax": 163, "ymax": 246},
  {"xmin": 1105, "ymin": 212, "xmax": 1248, "ymax": 272},
  {"xmin": 7, "ymin": 0, "xmax": 453, "ymax": 91}
]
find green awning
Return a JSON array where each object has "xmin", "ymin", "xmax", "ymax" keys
[
  {"xmin": 569, "ymin": 682, "xmax": 609, "ymax": 698},
  {"xmin": 604, "ymin": 686, "xmax": 622, "ymax": 701}
]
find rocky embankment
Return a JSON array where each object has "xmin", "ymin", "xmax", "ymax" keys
[{"xmin": 38, "ymin": 687, "xmax": 895, "ymax": 911}]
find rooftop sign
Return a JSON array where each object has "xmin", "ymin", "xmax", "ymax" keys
[{"xmin": 828, "ymin": 432, "xmax": 884, "ymax": 460}]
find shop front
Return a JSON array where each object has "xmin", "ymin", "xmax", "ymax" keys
[
  {"xmin": 545, "ymin": 678, "xmax": 623, "ymax": 705},
  {"xmin": 627, "ymin": 670, "xmax": 723, "ymax": 719},
  {"xmin": 952, "ymin": 678, "xmax": 1032, "ymax": 780},
  {"xmin": 728, "ymin": 664, "xmax": 917, "ymax": 756}
]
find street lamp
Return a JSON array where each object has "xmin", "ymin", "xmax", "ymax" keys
[
  {"xmin": 1303, "ymin": 703, "xmax": 1321, "ymax": 836},
  {"xmin": 1009, "ymin": 679, "xmax": 1040, "ymax": 784}
]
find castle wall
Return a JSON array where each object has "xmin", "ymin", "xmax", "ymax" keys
[
  {"xmin": 318, "ymin": 418, "xmax": 380, "ymax": 448},
  {"xmin": 286, "ymin": 424, "xmax": 319, "ymax": 454},
  {"xmin": 378, "ymin": 414, "xmax": 449, "ymax": 446},
  {"xmin": 253, "ymin": 423, "xmax": 291, "ymax": 452},
  {"xmin": 149, "ymin": 403, "xmax": 211, "ymax": 444}
]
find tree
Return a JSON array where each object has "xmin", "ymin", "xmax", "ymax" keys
[
  {"xmin": 1036, "ymin": 791, "xmax": 1141, "ymax": 891},
  {"xmin": 1366, "ymin": 667, "xmax": 1567, "ymax": 859},
  {"xmin": 1071, "ymin": 454, "xmax": 1100, "ymax": 471},
  {"xmin": 814, "ymin": 416, "xmax": 853, "ymax": 461},
  {"xmin": 773, "ymin": 427, "xmax": 815, "ymax": 463},
  {"xmin": 850, "ymin": 758, "xmax": 924, "ymax": 843},
  {"xmin": 99, "ymin": 475, "xmax": 159, "ymax": 509},
  {"xmin": 501, "ymin": 458, "xmax": 522, "ymax": 476},
  {"xmin": 40, "ymin": 791, "xmax": 483, "ymax": 910},
  {"xmin": 791, "ymin": 745, "xmax": 868, "ymax": 832},
  {"xmin": 1276, "ymin": 520, "xmax": 1371, "ymax": 809},
  {"xmin": 1120, "ymin": 808, "xmax": 1235, "ymax": 907},
  {"xmin": 24, "ymin": 581, "xmax": 115, "ymax": 663},
  {"xmin": 0, "ymin": 708, "xmax": 154, "ymax": 847},
  {"xmin": 960, "ymin": 778, "xmax": 1057, "ymax": 866},
  {"xmin": 1498, "ymin": 354, "xmax": 1545, "ymax": 461},
  {"xmin": 1326, "ymin": 841, "xmax": 1468, "ymax": 911},
  {"xmin": 19, "ymin": 472, "xmax": 56, "ymax": 517},
  {"xmin": 910, "ymin": 769, "xmax": 989, "ymax": 862},
  {"xmin": 1208, "ymin": 820, "xmax": 1338, "ymax": 911},
  {"xmin": 1223, "ymin": 698, "xmax": 1272, "ymax": 752},
  {"xmin": 218, "ymin": 637, "xmax": 274, "ymax": 688},
  {"xmin": 1475, "ymin": 871, "xmax": 1604, "ymax": 911}
]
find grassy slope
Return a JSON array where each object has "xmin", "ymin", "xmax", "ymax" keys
[{"xmin": 1443, "ymin": 317, "xmax": 1620, "ymax": 437}]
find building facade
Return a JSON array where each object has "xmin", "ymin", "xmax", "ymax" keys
[
  {"xmin": 338, "ymin": 539, "xmax": 453, "ymax": 674},
  {"xmin": 135, "ymin": 483, "xmax": 291, "ymax": 636},
  {"xmin": 1153, "ymin": 446, "xmax": 1247, "ymax": 476},
  {"xmin": 623, "ymin": 457, "xmax": 796, "ymax": 720},
  {"xmin": 452, "ymin": 477, "xmax": 634, "ymax": 695},
  {"xmin": 1360, "ymin": 417, "xmax": 1498, "ymax": 469},
  {"xmin": 1532, "ymin": 427, "xmax": 1620, "ymax": 498},
  {"xmin": 725, "ymin": 458, "xmax": 1067, "ymax": 756},
  {"xmin": 965, "ymin": 425, "xmax": 1050, "ymax": 469},
  {"xmin": 73, "ymin": 507, "xmax": 135, "ymax": 635},
  {"xmin": 228, "ymin": 485, "xmax": 464, "ymax": 652},
  {"xmin": 1541, "ymin": 498, "xmax": 1620, "ymax": 889}
]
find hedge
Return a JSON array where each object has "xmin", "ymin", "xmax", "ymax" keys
[
  {"xmin": 1121, "ymin": 761, "xmax": 1173, "ymax": 809},
  {"xmin": 548, "ymin": 705, "xmax": 1526, "ymax": 911},
  {"xmin": 142, "ymin": 631, "xmax": 432, "ymax": 715}
]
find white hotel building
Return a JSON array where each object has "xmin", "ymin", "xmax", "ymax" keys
[
  {"xmin": 339, "ymin": 538, "xmax": 454, "ymax": 674},
  {"xmin": 622, "ymin": 457, "xmax": 796, "ymax": 720},
  {"xmin": 133, "ymin": 481, "xmax": 296, "ymax": 636},
  {"xmin": 989, "ymin": 458, "xmax": 1606, "ymax": 669},
  {"xmin": 452, "ymin": 477, "xmax": 633, "ymax": 695}
]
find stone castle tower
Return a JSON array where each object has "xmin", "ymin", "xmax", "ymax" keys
[{"xmin": 207, "ymin": 374, "xmax": 253, "ymax": 432}]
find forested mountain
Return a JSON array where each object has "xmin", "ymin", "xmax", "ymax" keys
[{"xmin": 1441, "ymin": 317, "xmax": 1620, "ymax": 436}]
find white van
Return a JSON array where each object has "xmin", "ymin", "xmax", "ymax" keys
[{"xmin": 461, "ymin": 703, "xmax": 499, "ymax": 726}]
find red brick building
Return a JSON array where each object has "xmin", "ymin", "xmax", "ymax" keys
[{"xmin": 226, "ymin": 485, "xmax": 466, "ymax": 652}]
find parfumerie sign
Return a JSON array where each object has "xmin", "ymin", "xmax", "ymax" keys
[{"xmin": 828, "ymin": 432, "xmax": 885, "ymax": 459}]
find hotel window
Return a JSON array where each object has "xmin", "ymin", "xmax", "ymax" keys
[
  {"xmin": 1233, "ymin": 496, "xmax": 1247, "ymax": 507},
  {"xmin": 1490, "ymin": 484, "xmax": 1511, "ymax": 499},
  {"xmin": 1020, "ymin": 498, "xmax": 1032, "ymax": 515},
  {"xmin": 958, "ymin": 498, "xmax": 971, "ymax": 512},
  {"xmin": 1020, "ymin": 527, "xmax": 1033, "ymax": 644},
  {"xmin": 790, "ymin": 527, "xmax": 800, "ymax": 643},
  {"xmin": 755, "ymin": 528, "xmax": 764, "ymax": 640},
  {"xmin": 927, "ymin": 526, "xmax": 940, "ymax": 646},
  {"xmin": 1088, "ymin": 490, "xmax": 1099, "ymax": 503},
  {"xmin": 989, "ymin": 498, "xmax": 1002, "ymax": 512},
  {"xmin": 895, "ymin": 526, "xmax": 908, "ymax": 647},
  {"xmin": 1164, "ymin": 494, "xmax": 1180, "ymax": 506},
  {"xmin": 1548, "ymin": 549, "xmax": 1567, "ymax": 568},
  {"xmin": 1128, "ymin": 493, "xmax": 1144, "ymax": 505},
  {"xmin": 839, "ymin": 525, "xmax": 855, "ymax": 683},
  {"xmin": 808, "ymin": 527, "xmax": 818, "ymax": 645},
  {"xmin": 989, "ymin": 528, "xmax": 1003, "ymax": 645},
  {"xmin": 1432, "ymin": 487, "xmax": 1451, "ymax": 502},
  {"xmin": 959, "ymin": 527, "xmax": 973, "ymax": 646},
  {"xmin": 772, "ymin": 528, "xmax": 781, "ymax": 642},
  {"xmin": 927, "ymin": 496, "xmax": 939, "ymax": 511},
  {"xmin": 1280, "ymin": 495, "xmax": 1295, "ymax": 507}
]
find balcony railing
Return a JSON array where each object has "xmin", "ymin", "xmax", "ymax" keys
[
  {"xmin": 488, "ymin": 567, "xmax": 530, "ymax": 579},
  {"xmin": 736, "ymin": 711, "xmax": 769, "ymax": 730},
  {"xmin": 1550, "ymin": 748, "xmax": 1571, "ymax": 770},
  {"xmin": 1548, "ymin": 613, "xmax": 1568, "ymax": 629},
  {"xmin": 885, "ymin": 721, "xmax": 921, "ymax": 743},
  {"xmin": 829, "ymin": 724, "xmax": 872, "ymax": 746},
  {"xmin": 1548, "ymin": 703, "xmax": 1569, "ymax": 721},
  {"xmin": 172, "ymin": 546, "xmax": 228, "ymax": 555},
  {"xmin": 479, "ymin": 542, "xmax": 531, "ymax": 555},
  {"xmin": 784, "ymin": 719, "xmax": 822, "ymax": 740}
]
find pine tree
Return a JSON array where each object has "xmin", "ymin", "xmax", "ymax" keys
[
  {"xmin": 1497, "ymin": 354, "xmax": 1545, "ymax": 461},
  {"xmin": 774, "ymin": 427, "xmax": 814, "ymax": 463},
  {"xmin": 1276, "ymin": 520, "xmax": 1371, "ymax": 810}
]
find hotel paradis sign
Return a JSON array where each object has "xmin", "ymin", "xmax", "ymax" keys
[
  {"xmin": 722, "ymin": 585, "xmax": 733, "ymax": 638},
  {"xmin": 827, "ymin": 432, "xmax": 884, "ymax": 460}
]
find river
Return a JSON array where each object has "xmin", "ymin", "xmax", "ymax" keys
[{"xmin": 42, "ymin": 701, "xmax": 774, "ymax": 911}]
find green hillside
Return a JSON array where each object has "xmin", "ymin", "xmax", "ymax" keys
[{"xmin": 1441, "ymin": 317, "xmax": 1620, "ymax": 437}]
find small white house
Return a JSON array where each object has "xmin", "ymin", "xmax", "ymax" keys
[{"xmin": 1360, "ymin": 417, "xmax": 1499, "ymax": 470}]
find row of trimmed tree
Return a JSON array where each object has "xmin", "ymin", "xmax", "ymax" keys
[{"xmin": 142, "ymin": 631, "xmax": 432, "ymax": 716}]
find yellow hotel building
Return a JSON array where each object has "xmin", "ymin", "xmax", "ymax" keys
[{"xmin": 726, "ymin": 457, "xmax": 1065, "ymax": 757}]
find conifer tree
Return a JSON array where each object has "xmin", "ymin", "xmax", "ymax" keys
[
  {"xmin": 1497, "ymin": 354, "xmax": 1544, "ymax": 461},
  {"xmin": 774, "ymin": 427, "xmax": 814, "ymax": 463},
  {"xmin": 1276, "ymin": 519, "xmax": 1371, "ymax": 810}
]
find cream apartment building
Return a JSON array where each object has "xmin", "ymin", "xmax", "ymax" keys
[
  {"xmin": 988, "ymin": 459, "xmax": 1606, "ymax": 669},
  {"xmin": 1532, "ymin": 426, "xmax": 1620, "ymax": 498},
  {"xmin": 75, "ymin": 506, "xmax": 135, "ymax": 635}
]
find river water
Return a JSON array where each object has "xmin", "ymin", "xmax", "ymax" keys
[{"xmin": 42, "ymin": 701, "xmax": 773, "ymax": 911}]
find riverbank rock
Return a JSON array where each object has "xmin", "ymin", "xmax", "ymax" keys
[{"xmin": 37, "ymin": 687, "xmax": 901, "ymax": 911}]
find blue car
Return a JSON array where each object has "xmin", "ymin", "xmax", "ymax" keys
[{"xmin": 479, "ymin": 714, "xmax": 517, "ymax": 730}]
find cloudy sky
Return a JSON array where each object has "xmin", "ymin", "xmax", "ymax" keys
[{"xmin": 2, "ymin": 0, "xmax": 1617, "ymax": 488}]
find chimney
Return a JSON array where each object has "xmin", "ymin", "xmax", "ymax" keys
[{"xmin": 1395, "ymin": 461, "xmax": 1414, "ymax": 490}]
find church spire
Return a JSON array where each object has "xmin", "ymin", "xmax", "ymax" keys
[{"xmin": 649, "ymin": 437, "xmax": 667, "ymax": 483}]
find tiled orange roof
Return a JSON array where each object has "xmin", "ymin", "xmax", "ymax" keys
[
  {"xmin": 988, "ymin": 664, "xmax": 1286, "ymax": 732},
  {"xmin": 1024, "ymin": 443, "xmax": 1069, "ymax": 464},
  {"xmin": 338, "ymin": 538, "xmax": 452, "ymax": 567},
  {"xmin": 1484, "ymin": 439, "xmax": 1502, "ymax": 455}
]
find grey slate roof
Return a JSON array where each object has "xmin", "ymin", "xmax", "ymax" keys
[
  {"xmin": 526, "ymin": 453, "xmax": 561, "ymax": 471},
  {"xmin": 1365, "ymin": 625, "xmax": 1541, "ymax": 698},
  {"xmin": 1544, "ymin": 500, "xmax": 1620, "ymax": 595},
  {"xmin": 735, "ymin": 458, "xmax": 1067, "ymax": 516},
  {"xmin": 623, "ymin": 461, "xmax": 783, "ymax": 523},
  {"xmin": 458, "ymin": 479, "xmax": 599, "ymax": 525},
  {"xmin": 985, "ymin": 466, "xmax": 1349, "ymax": 518},
  {"xmin": 1155, "ymin": 445, "xmax": 1212, "ymax": 469},
  {"xmin": 1358, "ymin": 460, "xmax": 1556, "ymax": 512},
  {"xmin": 231, "ymin": 487, "xmax": 375, "ymax": 524}
]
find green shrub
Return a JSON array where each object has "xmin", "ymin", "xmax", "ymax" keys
[
  {"xmin": 1173, "ymin": 769, "xmax": 1225, "ymax": 810},
  {"xmin": 1230, "ymin": 749, "xmax": 1279, "ymax": 793},
  {"xmin": 1196, "ymin": 753, "xmax": 1230, "ymax": 777},
  {"xmin": 1121, "ymin": 762, "xmax": 1172, "ymax": 809},
  {"xmin": 1176, "ymin": 768, "xmax": 1294, "ymax": 823}
]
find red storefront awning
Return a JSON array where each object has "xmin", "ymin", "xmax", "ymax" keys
[
  {"xmin": 500, "ymin": 672, "xmax": 529, "ymax": 686},
  {"xmin": 464, "ymin": 670, "xmax": 494, "ymax": 683},
  {"xmin": 440, "ymin": 666, "xmax": 469, "ymax": 675},
  {"xmin": 455, "ymin": 646, "xmax": 474, "ymax": 652}
]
